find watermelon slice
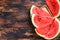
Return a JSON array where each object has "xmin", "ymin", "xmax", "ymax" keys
[
  {"xmin": 30, "ymin": 5, "xmax": 60, "ymax": 39},
  {"xmin": 30, "ymin": 5, "xmax": 52, "ymax": 28},
  {"xmin": 45, "ymin": 0, "xmax": 59, "ymax": 17},
  {"xmin": 30, "ymin": 5, "xmax": 51, "ymax": 17},
  {"xmin": 35, "ymin": 17, "xmax": 60, "ymax": 39}
]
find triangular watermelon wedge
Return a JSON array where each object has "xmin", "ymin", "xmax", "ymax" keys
[
  {"xmin": 45, "ymin": 0, "xmax": 59, "ymax": 17},
  {"xmin": 30, "ymin": 5, "xmax": 51, "ymax": 17}
]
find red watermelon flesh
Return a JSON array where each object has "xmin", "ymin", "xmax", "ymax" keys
[
  {"xmin": 33, "ymin": 15, "xmax": 54, "ymax": 28},
  {"xmin": 30, "ymin": 5, "xmax": 60, "ymax": 39},
  {"xmin": 46, "ymin": 20, "xmax": 59, "ymax": 38},
  {"xmin": 45, "ymin": 0, "xmax": 59, "ymax": 17},
  {"xmin": 31, "ymin": 5, "xmax": 53, "ymax": 28},
  {"xmin": 31, "ymin": 5, "xmax": 51, "ymax": 17},
  {"xmin": 35, "ymin": 16, "xmax": 59, "ymax": 39}
]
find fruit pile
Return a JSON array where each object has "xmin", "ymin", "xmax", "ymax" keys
[{"xmin": 30, "ymin": 0, "xmax": 60, "ymax": 40}]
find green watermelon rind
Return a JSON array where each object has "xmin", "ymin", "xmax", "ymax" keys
[{"xmin": 35, "ymin": 18, "xmax": 60, "ymax": 39}]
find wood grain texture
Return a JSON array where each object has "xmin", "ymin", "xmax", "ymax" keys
[{"xmin": 0, "ymin": 0, "xmax": 60, "ymax": 40}]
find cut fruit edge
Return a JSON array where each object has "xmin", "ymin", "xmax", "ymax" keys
[{"xmin": 35, "ymin": 18, "xmax": 60, "ymax": 39}]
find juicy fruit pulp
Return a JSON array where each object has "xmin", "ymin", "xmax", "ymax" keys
[
  {"xmin": 30, "ymin": 5, "xmax": 60, "ymax": 39},
  {"xmin": 33, "ymin": 15, "xmax": 54, "ymax": 28},
  {"xmin": 35, "ymin": 15, "xmax": 59, "ymax": 39},
  {"xmin": 45, "ymin": 0, "xmax": 59, "ymax": 17}
]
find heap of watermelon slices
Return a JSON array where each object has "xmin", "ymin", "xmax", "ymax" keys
[{"xmin": 30, "ymin": 0, "xmax": 60, "ymax": 39}]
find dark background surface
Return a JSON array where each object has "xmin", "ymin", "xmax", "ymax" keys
[{"xmin": 0, "ymin": 0, "xmax": 60, "ymax": 40}]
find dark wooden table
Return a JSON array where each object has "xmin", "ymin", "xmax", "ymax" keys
[{"xmin": 0, "ymin": 0, "xmax": 60, "ymax": 40}]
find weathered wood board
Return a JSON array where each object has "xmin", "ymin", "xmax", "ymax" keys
[{"xmin": 0, "ymin": 0, "xmax": 60, "ymax": 40}]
